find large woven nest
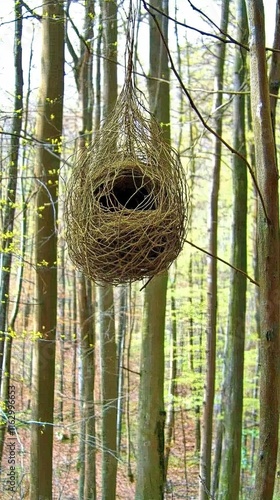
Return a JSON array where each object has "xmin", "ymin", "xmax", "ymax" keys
[{"xmin": 65, "ymin": 84, "xmax": 187, "ymax": 285}]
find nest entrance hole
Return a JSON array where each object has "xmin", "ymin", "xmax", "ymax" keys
[{"xmin": 98, "ymin": 168, "xmax": 157, "ymax": 211}]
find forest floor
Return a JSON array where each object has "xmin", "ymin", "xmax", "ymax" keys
[
  {"xmin": 1, "ymin": 402, "xmax": 200, "ymax": 499},
  {"xmin": 1, "ymin": 343, "xmax": 200, "ymax": 499},
  {"xmin": 51, "ymin": 409, "xmax": 199, "ymax": 499}
]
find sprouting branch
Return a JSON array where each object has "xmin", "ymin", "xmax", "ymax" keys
[
  {"xmin": 0, "ymin": 1, "xmax": 42, "ymax": 25},
  {"xmin": 0, "ymin": 130, "xmax": 73, "ymax": 169},
  {"xmin": 21, "ymin": 1, "xmax": 42, "ymax": 21},
  {"xmin": 142, "ymin": 0, "xmax": 270, "ymax": 223}
]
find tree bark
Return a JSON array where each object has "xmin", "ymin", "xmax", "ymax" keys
[
  {"xmin": 136, "ymin": 1, "xmax": 169, "ymax": 498},
  {"xmin": 218, "ymin": 1, "xmax": 248, "ymax": 497},
  {"xmin": 117, "ymin": 285, "xmax": 127, "ymax": 454},
  {"xmin": 246, "ymin": 1, "xmax": 280, "ymax": 499},
  {"xmin": 66, "ymin": 0, "xmax": 96, "ymax": 495},
  {"xmin": 269, "ymin": 0, "xmax": 280, "ymax": 138},
  {"xmin": 30, "ymin": 2, "xmax": 64, "ymax": 498},
  {"xmin": 164, "ymin": 267, "xmax": 177, "ymax": 479},
  {"xmin": 78, "ymin": 274, "xmax": 96, "ymax": 500},
  {"xmin": 199, "ymin": 1, "xmax": 229, "ymax": 498},
  {"xmin": 269, "ymin": 4, "xmax": 280, "ymax": 499},
  {"xmin": 0, "ymin": 0, "xmax": 23, "ymax": 464},
  {"xmin": 136, "ymin": 273, "xmax": 167, "ymax": 500},
  {"xmin": 98, "ymin": 1, "xmax": 118, "ymax": 498},
  {"xmin": 99, "ymin": 285, "xmax": 118, "ymax": 500}
]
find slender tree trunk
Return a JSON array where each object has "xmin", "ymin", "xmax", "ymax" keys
[
  {"xmin": 0, "ymin": 0, "xmax": 23, "ymax": 463},
  {"xmin": 117, "ymin": 285, "xmax": 127, "ymax": 454},
  {"xmin": 98, "ymin": 1, "xmax": 118, "ymax": 497},
  {"xmin": 30, "ymin": 2, "xmax": 64, "ymax": 498},
  {"xmin": 269, "ymin": 0, "xmax": 280, "ymax": 139},
  {"xmin": 188, "ymin": 255, "xmax": 202, "ymax": 454},
  {"xmin": 66, "ymin": 1, "xmax": 96, "ymax": 495},
  {"xmin": 269, "ymin": 6, "xmax": 280, "ymax": 498},
  {"xmin": 185, "ymin": 50, "xmax": 200, "ymax": 453},
  {"xmin": 164, "ymin": 267, "xmax": 178, "ymax": 479},
  {"xmin": 246, "ymin": 2, "xmax": 280, "ymax": 499},
  {"xmin": 218, "ymin": 2, "xmax": 248, "ymax": 498},
  {"xmin": 99, "ymin": 285, "xmax": 117, "ymax": 500},
  {"xmin": 58, "ymin": 241, "xmax": 66, "ymax": 423},
  {"xmin": 199, "ymin": 1, "xmax": 229, "ymax": 498},
  {"xmin": 125, "ymin": 286, "xmax": 134, "ymax": 482},
  {"xmin": 78, "ymin": 274, "xmax": 96, "ymax": 500},
  {"xmin": 212, "ymin": 397, "xmax": 224, "ymax": 497},
  {"xmin": 136, "ymin": 274, "xmax": 167, "ymax": 500},
  {"xmin": 71, "ymin": 270, "xmax": 77, "ymax": 426},
  {"xmin": 247, "ymin": 66, "xmax": 260, "ymax": 485},
  {"xmin": 136, "ymin": 1, "xmax": 169, "ymax": 498}
]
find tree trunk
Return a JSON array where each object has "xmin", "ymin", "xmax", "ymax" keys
[
  {"xmin": 66, "ymin": 0, "xmax": 96, "ymax": 495},
  {"xmin": 0, "ymin": 0, "xmax": 23, "ymax": 464},
  {"xmin": 78, "ymin": 274, "xmax": 96, "ymax": 500},
  {"xmin": 117, "ymin": 285, "xmax": 127, "ymax": 455},
  {"xmin": 98, "ymin": 1, "xmax": 118, "ymax": 498},
  {"xmin": 136, "ymin": 1, "xmax": 169, "ymax": 498},
  {"xmin": 99, "ymin": 285, "xmax": 117, "ymax": 500},
  {"xmin": 30, "ymin": 2, "xmax": 64, "ymax": 498},
  {"xmin": 164, "ymin": 267, "xmax": 177, "ymax": 480},
  {"xmin": 269, "ymin": 0, "xmax": 280, "ymax": 138},
  {"xmin": 246, "ymin": 1, "xmax": 280, "ymax": 499},
  {"xmin": 218, "ymin": 2, "xmax": 248, "ymax": 498},
  {"xmin": 269, "ymin": 5, "xmax": 280, "ymax": 498},
  {"xmin": 199, "ymin": 1, "xmax": 229, "ymax": 498},
  {"xmin": 125, "ymin": 286, "xmax": 134, "ymax": 482},
  {"xmin": 136, "ymin": 274, "xmax": 167, "ymax": 500},
  {"xmin": 71, "ymin": 270, "xmax": 78, "ymax": 426}
]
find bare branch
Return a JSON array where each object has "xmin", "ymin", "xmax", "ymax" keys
[
  {"xmin": 0, "ymin": 131, "xmax": 73, "ymax": 169},
  {"xmin": 21, "ymin": 1, "xmax": 42, "ymax": 21},
  {"xmin": 144, "ymin": 0, "xmax": 249, "ymax": 50},
  {"xmin": 185, "ymin": 239, "xmax": 259, "ymax": 287}
]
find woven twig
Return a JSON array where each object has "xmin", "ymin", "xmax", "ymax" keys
[{"xmin": 65, "ymin": 84, "xmax": 187, "ymax": 284}]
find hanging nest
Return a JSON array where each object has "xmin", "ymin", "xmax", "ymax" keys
[{"xmin": 65, "ymin": 84, "xmax": 187, "ymax": 285}]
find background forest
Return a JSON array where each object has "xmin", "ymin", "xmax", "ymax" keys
[{"xmin": 0, "ymin": 0, "xmax": 279, "ymax": 499}]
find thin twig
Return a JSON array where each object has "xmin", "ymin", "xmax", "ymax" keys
[
  {"xmin": 139, "ymin": 276, "xmax": 154, "ymax": 291},
  {"xmin": 199, "ymin": 474, "xmax": 215, "ymax": 499},
  {"xmin": 185, "ymin": 239, "xmax": 259, "ymax": 286},
  {"xmin": 122, "ymin": 365, "xmax": 141, "ymax": 376},
  {"xmin": 145, "ymin": 0, "xmax": 248, "ymax": 50},
  {"xmin": 187, "ymin": 0, "xmax": 248, "ymax": 49}
]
